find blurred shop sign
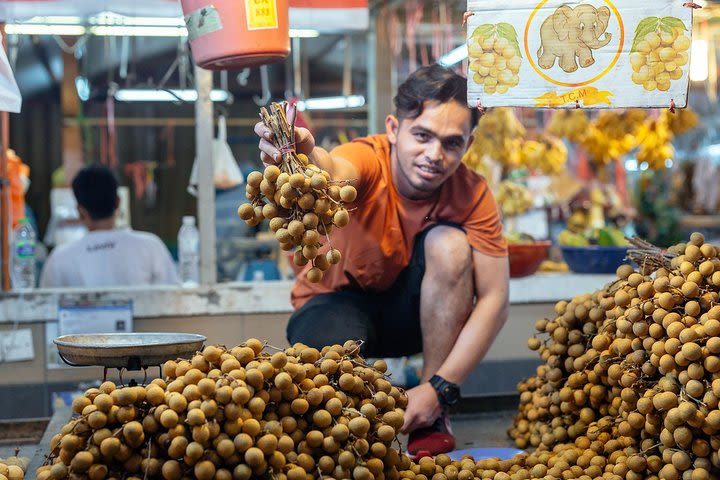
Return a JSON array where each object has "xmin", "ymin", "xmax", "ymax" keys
[
  {"xmin": 289, "ymin": 0, "xmax": 368, "ymax": 31},
  {"xmin": 466, "ymin": 0, "xmax": 693, "ymax": 108},
  {"xmin": 58, "ymin": 298, "xmax": 134, "ymax": 337},
  {"xmin": 0, "ymin": 0, "xmax": 368, "ymax": 32},
  {"xmin": 46, "ymin": 297, "xmax": 133, "ymax": 369},
  {"xmin": 0, "ymin": 1, "xmax": 184, "ymax": 20}
]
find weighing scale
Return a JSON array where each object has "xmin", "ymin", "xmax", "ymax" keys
[{"xmin": 53, "ymin": 332, "xmax": 206, "ymax": 384}]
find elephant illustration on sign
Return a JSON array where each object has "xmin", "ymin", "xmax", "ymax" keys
[{"xmin": 537, "ymin": 4, "xmax": 612, "ymax": 73}]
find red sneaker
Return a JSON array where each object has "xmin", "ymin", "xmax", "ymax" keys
[{"xmin": 407, "ymin": 410, "xmax": 456, "ymax": 456}]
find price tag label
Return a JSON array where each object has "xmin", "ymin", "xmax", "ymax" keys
[{"xmin": 246, "ymin": 0, "xmax": 279, "ymax": 30}]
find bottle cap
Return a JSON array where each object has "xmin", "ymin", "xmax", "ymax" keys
[{"xmin": 182, "ymin": 216, "xmax": 196, "ymax": 225}]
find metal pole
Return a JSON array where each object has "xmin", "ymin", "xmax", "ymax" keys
[
  {"xmin": 1, "ymin": 24, "xmax": 10, "ymax": 290},
  {"xmin": 342, "ymin": 34, "xmax": 352, "ymax": 97},
  {"xmin": 0, "ymin": 111, "xmax": 8, "ymax": 291},
  {"xmin": 194, "ymin": 65, "xmax": 216, "ymax": 285},
  {"xmin": 292, "ymin": 37, "xmax": 302, "ymax": 99}
]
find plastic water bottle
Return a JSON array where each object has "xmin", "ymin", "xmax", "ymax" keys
[
  {"xmin": 12, "ymin": 218, "xmax": 36, "ymax": 290},
  {"xmin": 178, "ymin": 216, "xmax": 200, "ymax": 287}
]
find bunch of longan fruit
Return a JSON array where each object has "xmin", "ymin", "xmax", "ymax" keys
[
  {"xmin": 495, "ymin": 180, "xmax": 533, "ymax": 217},
  {"xmin": 546, "ymin": 110, "xmax": 590, "ymax": 143},
  {"xmin": 630, "ymin": 19, "xmax": 690, "ymax": 92},
  {"xmin": 0, "ymin": 452, "xmax": 30, "ymax": 480},
  {"xmin": 468, "ymin": 24, "xmax": 522, "ymax": 95},
  {"xmin": 37, "ymin": 339, "xmax": 417, "ymax": 480},
  {"xmin": 238, "ymin": 102, "xmax": 357, "ymax": 283},
  {"xmin": 510, "ymin": 232, "xmax": 720, "ymax": 480}
]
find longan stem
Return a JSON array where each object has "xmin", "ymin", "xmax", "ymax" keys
[
  {"xmin": 142, "ymin": 435, "xmax": 153, "ymax": 480},
  {"xmin": 627, "ymin": 236, "xmax": 677, "ymax": 272},
  {"xmin": 322, "ymin": 224, "xmax": 333, "ymax": 248},
  {"xmin": 263, "ymin": 342, "xmax": 286, "ymax": 352}
]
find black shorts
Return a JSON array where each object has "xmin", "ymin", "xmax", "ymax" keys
[{"xmin": 287, "ymin": 226, "xmax": 443, "ymax": 358}]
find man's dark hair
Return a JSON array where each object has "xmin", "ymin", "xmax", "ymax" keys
[
  {"xmin": 394, "ymin": 64, "xmax": 479, "ymax": 127},
  {"xmin": 72, "ymin": 165, "xmax": 118, "ymax": 220}
]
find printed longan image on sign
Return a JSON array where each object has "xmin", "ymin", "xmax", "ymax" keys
[
  {"xmin": 468, "ymin": 23, "xmax": 522, "ymax": 95},
  {"xmin": 629, "ymin": 16, "xmax": 690, "ymax": 92},
  {"xmin": 465, "ymin": 0, "xmax": 693, "ymax": 108}
]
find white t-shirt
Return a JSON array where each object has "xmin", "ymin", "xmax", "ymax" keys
[{"xmin": 40, "ymin": 228, "xmax": 179, "ymax": 288}]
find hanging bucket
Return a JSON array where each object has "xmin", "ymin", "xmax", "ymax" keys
[{"xmin": 181, "ymin": 0, "xmax": 290, "ymax": 70}]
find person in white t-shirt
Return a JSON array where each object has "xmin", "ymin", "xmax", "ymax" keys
[{"xmin": 40, "ymin": 165, "xmax": 179, "ymax": 288}]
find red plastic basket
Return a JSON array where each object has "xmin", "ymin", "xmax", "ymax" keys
[
  {"xmin": 508, "ymin": 241, "xmax": 552, "ymax": 278},
  {"xmin": 181, "ymin": 0, "xmax": 290, "ymax": 70}
]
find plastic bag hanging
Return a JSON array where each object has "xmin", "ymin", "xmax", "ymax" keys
[
  {"xmin": 0, "ymin": 32, "xmax": 21, "ymax": 113},
  {"xmin": 187, "ymin": 115, "xmax": 244, "ymax": 196}
]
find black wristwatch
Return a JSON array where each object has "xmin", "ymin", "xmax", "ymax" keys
[{"xmin": 429, "ymin": 375, "xmax": 461, "ymax": 407}]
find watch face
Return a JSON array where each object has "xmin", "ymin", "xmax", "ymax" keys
[
  {"xmin": 443, "ymin": 385, "xmax": 460, "ymax": 404},
  {"xmin": 430, "ymin": 375, "xmax": 461, "ymax": 406}
]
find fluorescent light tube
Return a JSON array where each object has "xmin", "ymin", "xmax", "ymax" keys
[
  {"xmin": 89, "ymin": 13, "xmax": 185, "ymax": 27},
  {"xmin": 289, "ymin": 29, "xmax": 319, "ymax": 38},
  {"xmin": 24, "ymin": 16, "xmax": 84, "ymax": 25},
  {"xmin": 296, "ymin": 95, "xmax": 365, "ymax": 111},
  {"xmin": 90, "ymin": 26, "xmax": 188, "ymax": 37},
  {"xmin": 114, "ymin": 89, "xmax": 229, "ymax": 102},
  {"xmin": 438, "ymin": 45, "xmax": 468, "ymax": 67},
  {"xmin": 7, "ymin": 13, "xmax": 314, "ymax": 40},
  {"xmin": 5, "ymin": 24, "xmax": 87, "ymax": 36}
]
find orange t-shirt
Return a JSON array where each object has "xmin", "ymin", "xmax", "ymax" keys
[{"xmin": 291, "ymin": 134, "xmax": 507, "ymax": 309}]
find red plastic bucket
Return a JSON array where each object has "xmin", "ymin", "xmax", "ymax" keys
[{"xmin": 181, "ymin": 0, "xmax": 290, "ymax": 70}]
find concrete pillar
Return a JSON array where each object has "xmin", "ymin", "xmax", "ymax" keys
[
  {"xmin": 194, "ymin": 65, "xmax": 217, "ymax": 285},
  {"xmin": 367, "ymin": 11, "xmax": 394, "ymax": 134}
]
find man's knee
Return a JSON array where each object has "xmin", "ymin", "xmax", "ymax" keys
[{"xmin": 424, "ymin": 226, "xmax": 472, "ymax": 278}]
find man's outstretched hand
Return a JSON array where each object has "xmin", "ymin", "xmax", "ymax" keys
[
  {"xmin": 401, "ymin": 382, "xmax": 442, "ymax": 434},
  {"xmin": 253, "ymin": 104, "xmax": 315, "ymax": 166}
]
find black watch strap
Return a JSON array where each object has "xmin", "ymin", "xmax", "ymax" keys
[{"xmin": 429, "ymin": 374, "xmax": 461, "ymax": 407}]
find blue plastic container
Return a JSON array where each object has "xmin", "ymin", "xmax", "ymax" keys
[
  {"xmin": 560, "ymin": 246, "xmax": 630, "ymax": 274},
  {"xmin": 447, "ymin": 447, "xmax": 525, "ymax": 461},
  {"xmin": 242, "ymin": 259, "xmax": 281, "ymax": 281}
]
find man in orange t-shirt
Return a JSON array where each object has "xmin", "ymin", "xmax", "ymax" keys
[{"xmin": 255, "ymin": 65, "xmax": 509, "ymax": 455}]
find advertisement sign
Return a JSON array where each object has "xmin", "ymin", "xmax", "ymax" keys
[
  {"xmin": 466, "ymin": 0, "xmax": 693, "ymax": 108},
  {"xmin": 46, "ymin": 299, "xmax": 133, "ymax": 369},
  {"xmin": 0, "ymin": 1, "xmax": 369, "ymax": 33}
]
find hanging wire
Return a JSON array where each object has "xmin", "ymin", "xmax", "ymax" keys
[{"xmin": 52, "ymin": 33, "xmax": 90, "ymax": 55}]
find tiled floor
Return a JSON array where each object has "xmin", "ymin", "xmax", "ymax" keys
[
  {"xmin": 450, "ymin": 411, "xmax": 518, "ymax": 449},
  {"xmin": 392, "ymin": 410, "xmax": 519, "ymax": 455}
]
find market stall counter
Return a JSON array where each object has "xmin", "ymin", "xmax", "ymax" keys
[{"xmin": 0, "ymin": 272, "xmax": 614, "ymax": 419}]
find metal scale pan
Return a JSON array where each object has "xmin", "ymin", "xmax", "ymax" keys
[{"xmin": 54, "ymin": 333, "xmax": 206, "ymax": 373}]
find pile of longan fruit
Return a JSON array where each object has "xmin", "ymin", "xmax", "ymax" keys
[
  {"xmin": 0, "ymin": 453, "xmax": 30, "ymax": 480},
  {"xmin": 509, "ymin": 232, "xmax": 720, "ymax": 480},
  {"xmin": 467, "ymin": 25, "xmax": 522, "ymax": 95},
  {"xmin": 39, "ymin": 233, "xmax": 720, "ymax": 480},
  {"xmin": 238, "ymin": 102, "xmax": 357, "ymax": 283},
  {"xmin": 630, "ymin": 23, "xmax": 690, "ymax": 92},
  {"xmin": 36, "ymin": 339, "xmax": 416, "ymax": 480}
]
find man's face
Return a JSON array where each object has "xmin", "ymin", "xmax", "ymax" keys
[{"xmin": 386, "ymin": 100, "xmax": 474, "ymax": 200}]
